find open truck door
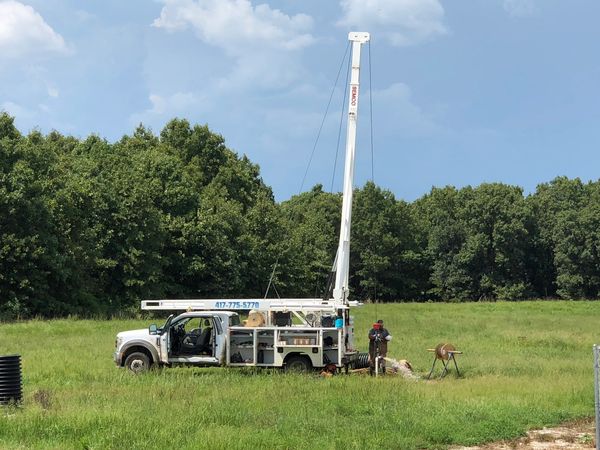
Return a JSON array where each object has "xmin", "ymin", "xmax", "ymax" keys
[
  {"xmin": 158, "ymin": 314, "xmax": 174, "ymax": 363},
  {"xmin": 166, "ymin": 314, "xmax": 220, "ymax": 366}
]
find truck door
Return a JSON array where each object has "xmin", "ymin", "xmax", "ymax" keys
[
  {"xmin": 167, "ymin": 315, "xmax": 220, "ymax": 366},
  {"xmin": 212, "ymin": 315, "xmax": 225, "ymax": 364},
  {"xmin": 159, "ymin": 314, "xmax": 174, "ymax": 363}
]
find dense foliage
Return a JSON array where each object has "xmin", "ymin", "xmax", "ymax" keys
[{"xmin": 1, "ymin": 112, "xmax": 600, "ymax": 317}]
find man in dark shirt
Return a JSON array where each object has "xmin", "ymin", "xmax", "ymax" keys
[{"xmin": 368, "ymin": 319, "xmax": 392, "ymax": 375}]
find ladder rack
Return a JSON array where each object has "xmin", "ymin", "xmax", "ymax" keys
[{"xmin": 141, "ymin": 298, "xmax": 362, "ymax": 312}]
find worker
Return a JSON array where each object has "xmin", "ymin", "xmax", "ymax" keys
[{"xmin": 368, "ymin": 319, "xmax": 392, "ymax": 375}]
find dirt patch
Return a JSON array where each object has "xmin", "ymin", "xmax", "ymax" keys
[{"xmin": 451, "ymin": 419, "xmax": 595, "ymax": 449}]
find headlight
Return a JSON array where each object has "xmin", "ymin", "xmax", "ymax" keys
[{"xmin": 115, "ymin": 337, "xmax": 123, "ymax": 349}]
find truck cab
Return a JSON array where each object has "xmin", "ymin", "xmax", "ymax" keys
[{"xmin": 114, "ymin": 311, "xmax": 239, "ymax": 373}]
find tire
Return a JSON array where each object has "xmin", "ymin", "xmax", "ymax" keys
[
  {"xmin": 284, "ymin": 355, "xmax": 312, "ymax": 373},
  {"xmin": 124, "ymin": 352, "xmax": 151, "ymax": 374}
]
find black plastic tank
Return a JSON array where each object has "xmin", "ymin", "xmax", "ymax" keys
[{"xmin": 0, "ymin": 354, "xmax": 22, "ymax": 405}]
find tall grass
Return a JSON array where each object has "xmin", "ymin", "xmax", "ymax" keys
[{"xmin": 0, "ymin": 301, "xmax": 597, "ymax": 449}]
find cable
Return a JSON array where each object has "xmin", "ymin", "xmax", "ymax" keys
[
  {"xmin": 330, "ymin": 49, "xmax": 352, "ymax": 193},
  {"xmin": 264, "ymin": 258, "xmax": 279, "ymax": 299},
  {"xmin": 266, "ymin": 43, "xmax": 351, "ymax": 300},
  {"xmin": 299, "ymin": 41, "xmax": 350, "ymax": 194}
]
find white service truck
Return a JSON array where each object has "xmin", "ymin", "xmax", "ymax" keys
[
  {"xmin": 114, "ymin": 31, "xmax": 371, "ymax": 375},
  {"xmin": 113, "ymin": 299, "xmax": 359, "ymax": 373}
]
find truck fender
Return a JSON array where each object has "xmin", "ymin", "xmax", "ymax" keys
[{"xmin": 120, "ymin": 340, "xmax": 160, "ymax": 365}]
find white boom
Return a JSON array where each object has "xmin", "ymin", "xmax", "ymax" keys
[{"xmin": 333, "ymin": 31, "xmax": 370, "ymax": 304}]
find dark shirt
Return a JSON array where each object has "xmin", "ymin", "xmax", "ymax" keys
[{"xmin": 368, "ymin": 327, "xmax": 390, "ymax": 341}]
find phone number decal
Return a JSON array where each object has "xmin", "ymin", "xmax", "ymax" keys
[{"xmin": 214, "ymin": 301, "xmax": 260, "ymax": 309}]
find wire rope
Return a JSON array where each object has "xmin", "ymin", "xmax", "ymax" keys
[
  {"xmin": 265, "ymin": 42, "xmax": 351, "ymax": 299},
  {"xmin": 330, "ymin": 49, "xmax": 352, "ymax": 193},
  {"xmin": 299, "ymin": 41, "xmax": 351, "ymax": 194}
]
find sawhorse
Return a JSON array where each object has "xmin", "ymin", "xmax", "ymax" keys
[{"xmin": 426, "ymin": 344, "xmax": 462, "ymax": 379}]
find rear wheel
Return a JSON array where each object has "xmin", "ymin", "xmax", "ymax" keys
[
  {"xmin": 284, "ymin": 355, "xmax": 312, "ymax": 373},
  {"xmin": 124, "ymin": 352, "xmax": 150, "ymax": 374}
]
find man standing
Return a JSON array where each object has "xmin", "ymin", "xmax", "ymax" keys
[{"xmin": 368, "ymin": 319, "xmax": 392, "ymax": 375}]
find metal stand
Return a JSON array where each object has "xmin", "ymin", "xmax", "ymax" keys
[
  {"xmin": 426, "ymin": 347, "xmax": 462, "ymax": 379},
  {"xmin": 370, "ymin": 338, "xmax": 386, "ymax": 377}
]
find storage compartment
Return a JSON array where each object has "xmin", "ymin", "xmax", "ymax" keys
[
  {"xmin": 272, "ymin": 312, "xmax": 292, "ymax": 326},
  {"xmin": 229, "ymin": 329, "xmax": 255, "ymax": 364},
  {"xmin": 257, "ymin": 350, "xmax": 274, "ymax": 364},
  {"xmin": 291, "ymin": 337, "xmax": 316, "ymax": 345},
  {"xmin": 256, "ymin": 329, "xmax": 275, "ymax": 365},
  {"xmin": 321, "ymin": 315, "xmax": 335, "ymax": 327},
  {"xmin": 277, "ymin": 329, "xmax": 320, "ymax": 347}
]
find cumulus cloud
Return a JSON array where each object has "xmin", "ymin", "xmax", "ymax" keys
[
  {"xmin": 372, "ymin": 83, "xmax": 439, "ymax": 137},
  {"xmin": 129, "ymin": 91, "xmax": 207, "ymax": 126},
  {"xmin": 147, "ymin": 92, "xmax": 199, "ymax": 115},
  {"xmin": 153, "ymin": 0, "xmax": 314, "ymax": 55},
  {"xmin": 1, "ymin": 100, "xmax": 33, "ymax": 119},
  {"xmin": 0, "ymin": 0, "xmax": 68, "ymax": 59},
  {"xmin": 151, "ymin": 0, "xmax": 316, "ymax": 93},
  {"xmin": 47, "ymin": 86, "xmax": 59, "ymax": 98},
  {"xmin": 337, "ymin": 0, "xmax": 447, "ymax": 46},
  {"xmin": 503, "ymin": 0, "xmax": 538, "ymax": 18}
]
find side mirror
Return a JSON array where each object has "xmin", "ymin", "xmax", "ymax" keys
[{"xmin": 149, "ymin": 324, "xmax": 158, "ymax": 335}]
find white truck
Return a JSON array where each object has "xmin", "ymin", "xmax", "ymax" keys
[
  {"xmin": 113, "ymin": 299, "xmax": 360, "ymax": 373},
  {"xmin": 114, "ymin": 31, "xmax": 371, "ymax": 374}
]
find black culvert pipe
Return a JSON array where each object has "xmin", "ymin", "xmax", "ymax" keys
[
  {"xmin": 0, "ymin": 354, "xmax": 22, "ymax": 405},
  {"xmin": 352, "ymin": 352, "xmax": 370, "ymax": 369}
]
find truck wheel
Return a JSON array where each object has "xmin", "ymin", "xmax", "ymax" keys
[
  {"xmin": 124, "ymin": 352, "xmax": 150, "ymax": 374},
  {"xmin": 285, "ymin": 355, "xmax": 312, "ymax": 373}
]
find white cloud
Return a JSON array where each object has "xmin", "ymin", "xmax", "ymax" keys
[
  {"xmin": 47, "ymin": 86, "xmax": 59, "ymax": 98},
  {"xmin": 0, "ymin": 1, "xmax": 68, "ymax": 59},
  {"xmin": 503, "ymin": 0, "xmax": 538, "ymax": 18},
  {"xmin": 147, "ymin": 92, "xmax": 199, "ymax": 115},
  {"xmin": 130, "ymin": 91, "xmax": 206, "ymax": 126},
  {"xmin": 151, "ymin": 0, "xmax": 316, "ymax": 92},
  {"xmin": 337, "ymin": 0, "xmax": 447, "ymax": 46},
  {"xmin": 372, "ymin": 83, "xmax": 439, "ymax": 137},
  {"xmin": 1, "ymin": 100, "xmax": 33, "ymax": 119},
  {"xmin": 153, "ymin": 0, "xmax": 314, "ymax": 56}
]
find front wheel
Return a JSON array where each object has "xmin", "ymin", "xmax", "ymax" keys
[
  {"xmin": 124, "ymin": 352, "xmax": 150, "ymax": 374},
  {"xmin": 284, "ymin": 355, "xmax": 312, "ymax": 373}
]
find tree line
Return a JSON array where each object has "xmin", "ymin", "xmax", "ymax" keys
[{"xmin": 1, "ymin": 112, "xmax": 598, "ymax": 318}]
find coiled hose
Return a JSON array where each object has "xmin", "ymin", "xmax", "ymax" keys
[{"xmin": 352, "ymin": 352, "xmax": 370, "ymax": 369}]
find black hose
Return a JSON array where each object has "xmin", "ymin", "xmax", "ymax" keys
[{"xmin": 352, "ymin": 352, "xmax": 370, "ymax": 369}]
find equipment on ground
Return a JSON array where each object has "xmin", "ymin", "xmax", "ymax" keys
[
  {"xmin": 0, "ymin": 354, "xmax": 22, "ymax": 406},
  {"xmin": 426, "ymin": 343, "xmax": 462, "ymax": 379}
]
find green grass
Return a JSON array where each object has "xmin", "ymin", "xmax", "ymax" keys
[{"xmin": 0, "ymin": 301, "xmax": 597, "ymax": 449}]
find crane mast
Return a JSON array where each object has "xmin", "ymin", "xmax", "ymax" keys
[{"xmin": 332, "ymin": 31, "xmax": 370, "ymax": 304}]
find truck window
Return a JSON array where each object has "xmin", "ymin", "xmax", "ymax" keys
[{"xmin": 229, "ymin": 315, "xmax": 240, "ymax": 326}]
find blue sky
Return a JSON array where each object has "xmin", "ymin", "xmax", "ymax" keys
[{"xmin": 1, "ymin": 0, "xmax": 599, "ymax": 201}]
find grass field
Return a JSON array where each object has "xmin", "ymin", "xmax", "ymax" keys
[{"xmin": 0, "ymin": 301, "xmax": 598, "ymax": 449}]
